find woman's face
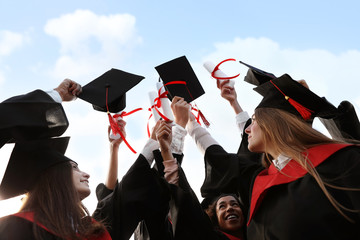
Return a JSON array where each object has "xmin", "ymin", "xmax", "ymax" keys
[
  {"xmin": 245, "ymin": 115, "xmax": 265, "ymax": 153},
  {"xmin": 71, "ymin": 161, "xmax": 90, "ymax": 200},
  {"xmin": 216, "ymin": 196, "xmax": 244, "ymax": 234}
]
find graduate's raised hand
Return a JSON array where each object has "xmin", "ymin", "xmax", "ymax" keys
[
  {"xmin": 218, "ymin": 79, "xmax": 237, "ymax": 103},
  {"xmin": 156, "ymin": 120, "xmax": 173, "ymax": 153},
  {"xmin": 217, "ymin": 79, "xmax": 243, "ymax": 114},
  {"xmin": 55, "ymin": 79, "xmax": 82, "ymax": 101},
  {"xmin": 171, "ymin": 96, "xmax": 190, "ymax": 128},
  {"xmin": 150, "ymin": 119, "xmax": 162, "ymax": 140}
]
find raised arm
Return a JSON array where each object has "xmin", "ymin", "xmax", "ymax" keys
[
  {"xmin": 217, "ymin": 79, "xmax": 243, "ymax": 115},
  {"xmin": 105, "ymin": 118, "xmax": 126, "ymax": 190}
]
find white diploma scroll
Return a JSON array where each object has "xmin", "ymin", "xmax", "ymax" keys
[
  {"xmin": 110, "ymin": 112, "xmax": 122, "ymax": 140},
  {"xmin": 148, "ymin": 91, "xmax": 161, "ymax": 122},
  {"xmin": 156, "ymin": 82, "xmax": 174, "ymax": 121},
  {"xmin": 203, "ymin": 61, "xmax": 235, "ymax": 88}
]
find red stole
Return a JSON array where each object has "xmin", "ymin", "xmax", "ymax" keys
[
  {"xmin": 247, "ymin": 143, "xmax": 352, "ymax": 225},
  {"xmin": 221, "ymin": 231, "xmax": 243, "ymax": 240},
  {"xmin": 13, "ymin": 211, "xmax": 112, "ymax": 240}
]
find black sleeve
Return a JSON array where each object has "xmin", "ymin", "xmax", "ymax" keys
[
  {"xmin": 153, "ymin": 149, "xmax": 184, "ymax": 177},
  {"xmin": 132, "ymin": 149, "xmax": 179, "ymax": 240},
  {"xmin": 92, "ymin": 154, "xmax": 171, "ymax": 240},
  {"xmin": 95, "ymin": 183, "xmax": 115, "ymax": 201},
  {"xmin": 201, "ymin": 144, "xmax": 264, "ymax": 218},
  {"xmin": 167, "ymin": 167, "xmax": 224, "ymax": 240}
]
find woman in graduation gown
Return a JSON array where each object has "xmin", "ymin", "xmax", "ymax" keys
[
  {"xmin": 92, "ymin": 119, "xmax": 176, "ymax": 240},
  {"xmin": 0, "ymin": 137, "xmax": 112, "ymax": 240},
  {"xmin": 155, "ymin": 118, "xmax": 246, "ymax": 240},
  {"xmin": 154, "ymin": 97, "xmax": 247, "ymax": 240},
  {"xmin": 190, "ymin": 74, "xmax": 360, "ymax": 239}
]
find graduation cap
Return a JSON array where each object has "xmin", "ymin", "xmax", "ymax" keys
[
  {"xmin": 239, "ymin": 61, "xmax": 276, "ymax": 86},
  {"xmin": 78, "ymin": 68, "xmax": 145, "ymax": 113},
  {"xmin": 0, "ymin": 137, "xmax": 73, "ymax": 200},
  {"xmin": 254, "ymin": 74, "xmax": 338, "ymax": 121},
  {"xmin": 155, "ymin": 56, "xmax": 205, "ymax": 103},
  {"xmin": 0, "ymin": 90, "xmax": 69, "ymax": 149}
]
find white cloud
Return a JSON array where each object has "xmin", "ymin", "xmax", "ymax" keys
[
  {"xmin": 0, "ymin": 30, "xmax": 27, "ymax": 87},
  {"xmin": 44, "ymin": 10, "xmax": 143, "ymax": 79},
  {"xmin": 0, "ymin": 30, "xmax": 25, "ymax": 56},
  {"xmin": 0, "ymin": 71, "xmax": 5, "ymax": 87}
]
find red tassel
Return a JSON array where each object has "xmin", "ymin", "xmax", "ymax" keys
[
  {"xmin": 269, "ymin": 80, "xmax": 314, "ymax": 121},
  {"xmin": 286, "ymin": 97, "xmax": 314, "ymax": 121},
  {"xmin": 198, "ymin": 110, "xmax": 210, "ymax": 127}
]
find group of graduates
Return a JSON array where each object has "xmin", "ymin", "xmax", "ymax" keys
[{"xmin": 0, "ymin": 55, "xmax": 360, "ymax": 240}]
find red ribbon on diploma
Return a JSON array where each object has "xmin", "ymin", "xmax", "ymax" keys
[
  {"xmin": 106, "ymin": 87, "xmax": 142, "ymax": 154},
  {"xmin": 211, "ymin": 58, "xmax": 240, "ymax": 80}
]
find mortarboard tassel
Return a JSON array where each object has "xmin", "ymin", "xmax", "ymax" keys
[
  {"xmin": 286, "ymin": 96, "xmax": 314, "ymax": 121},
  {"xmin": 198, "ymin": 108, "xmax": 210, "ymax": 127},
  {"xmin": 270, "ymin": 80, "xmax": 314, "ymax": 121}
]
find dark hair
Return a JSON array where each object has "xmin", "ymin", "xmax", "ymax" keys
[
  {"xmin": 20, "ymin": 161, "xmax": 105, "ymax": 239},
  {"xmin": 204, "ymin": 193, "xmax": 243, "ymax": 229}
]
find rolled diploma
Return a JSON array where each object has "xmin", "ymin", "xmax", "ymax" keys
[
  {"xmin": 156, "ymin": 82, "xmax": 174, "ymax": 121},
  {"xmin": 203, "ymin": 61, "xmax": 235, "ymax": 88},
  {"xmin": 148, "ymin": 91, "xmax": 161, "ymax": 123},
  {"xmin": 110, "ymin": 112, "xmax": 122, "ymax": 140}
]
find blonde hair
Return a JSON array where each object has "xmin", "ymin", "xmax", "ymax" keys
[{"xmin": 255, "ymin": 108, "xmax": 359, "ymax": 221}]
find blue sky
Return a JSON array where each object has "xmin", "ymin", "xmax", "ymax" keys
[{"xmin": 1, "ymin": 0, "xmax": 360, "ymax": 222}]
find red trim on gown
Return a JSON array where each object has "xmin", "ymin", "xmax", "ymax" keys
[
  {"xmin": 13, "ymin": 211, "xmax": 112, "ymax": 239},
  {"xmin": 248, "ymin": 143, "xmax": 352, "ymax": 225}
]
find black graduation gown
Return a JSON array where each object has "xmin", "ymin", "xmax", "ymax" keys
[
  {"xmin": 0, "ymin": 213, "xmax": 111, "ymax": 240},
  {"xmin": 203, "ymin": 143, "xmax": 360, "ymax": 240},
  {"xmin": 92, "ymin": 153, "xmax": 172, "ymax": 240},
  {"xmin": 201, "ymin": 118, "xmax": 263, "ymax": 220},
  {"xmin": 0, "ymin": 215, "xmax": 62, "ymax": 240},
  {"xmin": 168, "ymin": 164, "xmax": 245, "ymax": 240},
  {"xmin": 133, "ymin": 150, "xmax": 184, "ymax": 240},
  {"xmin": 0, "ymin": 89, "xmax": 68, "ymax": 148}
]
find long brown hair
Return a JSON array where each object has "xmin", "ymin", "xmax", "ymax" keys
[
  {"xmin": 20, "ymin": 161, "xmax": 105, "ymax": 240},
  {"xmin": 255, "ymin": 108, "xmax": 359, "ymax": 221}
]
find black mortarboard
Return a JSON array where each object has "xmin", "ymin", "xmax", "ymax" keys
[
  {"xmin": 0, "ymin": 90, "xmax": 69, "ymax": 148},
  {"xmin": 78, "ymin": 68, "xmax": 145, "ymax": 113},
  {"xmin": 239, "ymin": 61, "xmax": 276, "ymax": 86},
  {"xmin": 155, "ymin": 56, "xmax": 205, "ymax": 103},
  {"xmin": 254, "ymin": 74, "xmax": 338, "ymax": 121},
  {"xmin": 0, "ymin": 137, "xmax": 72, "ymax": 200}
]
